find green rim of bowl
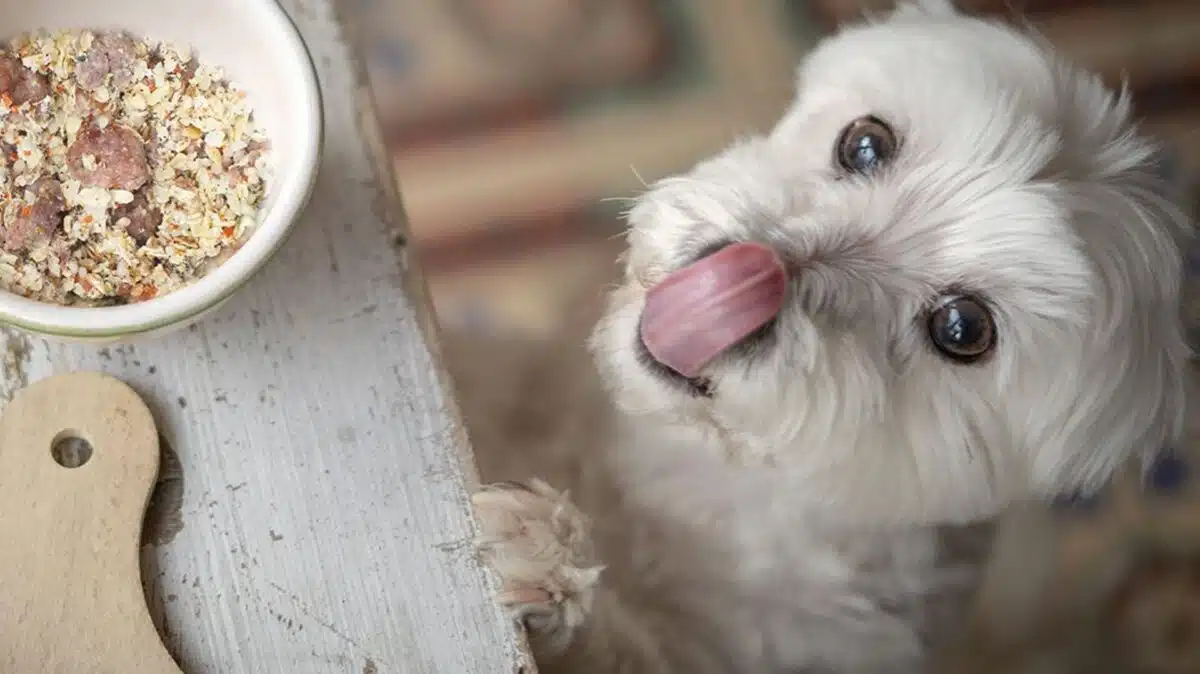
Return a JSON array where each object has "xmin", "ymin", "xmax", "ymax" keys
[{"xmin": 0, "ymin": 6, "xmax": 324, "ymax": 340}]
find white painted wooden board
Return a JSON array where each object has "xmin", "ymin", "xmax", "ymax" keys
[{"xmin": 0, "ymin": 0, "xmax": 532, "ymax": 672}]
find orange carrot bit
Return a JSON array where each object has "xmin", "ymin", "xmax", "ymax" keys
[
  {"xmin": 221, "ymin": 226, "xmax": 235, "ymax": 237},
  {"xmin": 18, "ymin": 206, "xmax": 31, "ymax": 218}
]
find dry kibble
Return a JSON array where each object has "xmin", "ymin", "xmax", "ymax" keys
[{"xmin": 0, "ymin": 29, "xmax": 271, "ymax": 306}]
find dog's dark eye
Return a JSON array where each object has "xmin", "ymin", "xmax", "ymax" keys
[
  {"xmin": 836, "ymin": 116, "xmax": 897, "ymax": 175},
  {"xmin": 927, "ymin": 295, "xmax": 995, "ymax": 362}
]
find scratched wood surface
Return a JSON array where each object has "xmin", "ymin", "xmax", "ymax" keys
[{"xmin": 0, "ymin": 0, "xmax": 531, "ymax": 672}]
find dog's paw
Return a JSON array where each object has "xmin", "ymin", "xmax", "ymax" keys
[{"xmin": 473, "ymin": 479, "xmax": 603, "ymax": 653}]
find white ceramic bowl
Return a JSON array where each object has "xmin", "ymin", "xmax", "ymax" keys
[{"xmin": 0, "ymin": 0, "xmax": 322, "ymax": 341}]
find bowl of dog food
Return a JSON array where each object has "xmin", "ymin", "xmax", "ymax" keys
[{"xmin": 0, "ymin": 0, "xmax": 322, "ymax": 341}]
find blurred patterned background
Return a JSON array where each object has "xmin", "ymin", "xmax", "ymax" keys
[{"xmin": 350, "ymin": 0, "xmax": 1200, "ymax": 669}]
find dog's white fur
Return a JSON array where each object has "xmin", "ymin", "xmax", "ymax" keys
[{"xmin": 466, "ymin": 1, "xmax": 1193, "ymax": 672}]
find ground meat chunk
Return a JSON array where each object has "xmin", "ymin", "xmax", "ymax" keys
[
  {"xmin": 4, "ymin": 177, "xmax": 66, "ymax": 252},
  {"xmin": 178, "ymin": 58, "xmax": 198, "ymax": 87},
  {"xmin": 67, "ymin": 124, "xmax": 150, "ymax": 190},
  {"xmin": 112, "ymin": 189, "xmax": 161, "ymax": 246},
  {"xmin": 0, "ymin": 53, "xmax": 50, "ymax": 106},
  {"xmin": 74, "ymin": 32, "xmax": 139, "ymax": 90}
]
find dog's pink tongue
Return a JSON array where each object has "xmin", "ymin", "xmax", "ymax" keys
[{"xmin": 640, "ymin": 242, "xmax": 787, "ymax": 378}]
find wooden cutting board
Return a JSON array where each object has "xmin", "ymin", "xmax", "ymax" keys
[{"xmin": 0, "ymin": 372, "xmax": 182, "ymax": 674}]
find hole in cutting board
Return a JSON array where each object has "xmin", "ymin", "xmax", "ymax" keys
[{"xmin": 51, "ymin": 431, "xmax": 93, "ymax": 468}]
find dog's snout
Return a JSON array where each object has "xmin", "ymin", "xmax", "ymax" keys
[{"xmin": 638, "ymin": 242, "xmax": 787, "ymax": 377}]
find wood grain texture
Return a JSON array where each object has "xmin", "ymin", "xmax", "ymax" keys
[
  {"xmin": 0, "ymin": 1, "xmax": 532, "ymax": 672},
  {"xmin": 0, "ymin": 372, "xmax": 181, "ymax": 674}
]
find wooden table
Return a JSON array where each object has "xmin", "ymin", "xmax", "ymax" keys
[{"xmin": 0, "ymin": 1, "xmax": 531, "ymax": 672}]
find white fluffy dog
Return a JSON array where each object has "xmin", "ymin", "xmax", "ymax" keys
[{"xmin": 465, "ymin": 1, "xmax": 1193, "ymax": 672}]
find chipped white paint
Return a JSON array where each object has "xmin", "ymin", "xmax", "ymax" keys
[{"xmin": 0, "ymin": 1, "xmax": 531, "ymax": 672}]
